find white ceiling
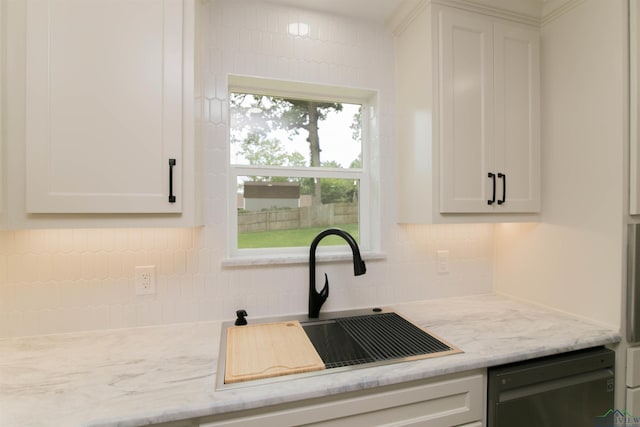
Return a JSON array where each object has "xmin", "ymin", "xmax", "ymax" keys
[{"xmin": 263, "ymin": 0, "xmax": 404, "ymax": 24}]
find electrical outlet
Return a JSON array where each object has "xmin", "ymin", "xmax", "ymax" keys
[
  {"xmin": 437, "ymin": 250, "xmax": 449, "ymax": 274},
  {"xmin": 135, "ymin": 265, "xmax": 156, "ymax": 295}
]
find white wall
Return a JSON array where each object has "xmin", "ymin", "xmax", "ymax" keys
[
  {"xmin": 494, "ymin": 0, "xmax": 627, "ymax": 328},
  {"xmin": 0, "ymin": 0, "xmax": 494, "ymax": 338}
]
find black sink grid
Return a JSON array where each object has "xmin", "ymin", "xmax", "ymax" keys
[{"xmin": 303, "ymin": 313, "xmax": 453, "ymax": 369}]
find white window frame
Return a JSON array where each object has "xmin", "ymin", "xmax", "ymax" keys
[{"xmin": 224, "ymin": 75, "xmax": 380, "ymax": 266}]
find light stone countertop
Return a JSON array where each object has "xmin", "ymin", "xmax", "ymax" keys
[{"xmin": 0, "ymin": 294, "xmax": 621, "ymax": 427}]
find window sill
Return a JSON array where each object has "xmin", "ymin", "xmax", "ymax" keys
[{"xmin": 222, "ymin": 251, "xmax": 386, "ymax": 268}]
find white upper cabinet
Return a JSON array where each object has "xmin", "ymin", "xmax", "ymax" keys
[
  {"xmin": 0, "ymin": 0, "xmax": 4, "ymax": 229},
  {"xmin": 632, "ymin": 0, "xmax": 640, "ymax": 215},
  {"xmin": 25, "ymin": 0, "xmax": 185, "ymax": 214},
  {"xmin": 396, "ymin": 3, "xmax": 540, "ymax": 223}
]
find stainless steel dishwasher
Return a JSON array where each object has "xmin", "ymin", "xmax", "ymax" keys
[{"xmin": 488, "ymin": 346, "xmax": 615, "ymax": 427}]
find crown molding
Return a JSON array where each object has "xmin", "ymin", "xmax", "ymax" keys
[
  {"xmin": 389, "ymin": 0, "xmax": 587, "ymax": 36},
  {"xmin": 432, "ymin": 0, "xmax": 541, "ymax": 25},
  {"xmin": 389, "ymin": 0, "xmax": 543, "ymax": 35},
  {"xmin": 541, "ymin": 0, "xmax": 585, "ymax": 26},
  {"xmin": 387, "ymin": 0, "xmax": 428, "ymax": 35}
]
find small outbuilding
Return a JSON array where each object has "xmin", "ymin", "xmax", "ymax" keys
[{"xmin": 242, "ymin": 181, "xmax": 300, "ymax": 211}]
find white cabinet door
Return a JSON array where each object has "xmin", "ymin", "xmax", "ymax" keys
[
  {"xmin": 25, "ymin": 0, "xmax": 183, "ymax": 213},
  {"xmin": 437, "ymin": 8, "xmax": 540, "ymax": 214},
  {"xmin": 439, "ymin": 10, "xmax": 494, "ymax": 213},
  {"xmin": 493, "ymin": 22, "xmax": 540, "ymax": 213}
]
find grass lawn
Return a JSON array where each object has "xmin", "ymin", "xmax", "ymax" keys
[{"xmin": 238, "ymin": 224, "xmax": 359, "ymax": 249}]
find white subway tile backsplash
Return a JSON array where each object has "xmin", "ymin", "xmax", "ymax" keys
[{"xmin": 0, "ymin": 0, "xmax": 495, "ymax": 338}]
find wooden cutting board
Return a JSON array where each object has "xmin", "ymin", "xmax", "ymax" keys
[{"xmin": 225, "ymin": 320, "xmax": 325, "ymax": 384}]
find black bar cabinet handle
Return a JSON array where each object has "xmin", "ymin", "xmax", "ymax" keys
[
  {"xmin": 487, "ymin": 172, "xmax": 496, "ymax": 205},
  {"xmin": 168, "ymin": 158, "xmax": 176, "ymax": 203},
  {"xmin": 497, "ymin": 173, "xmax": 506, "ymax": 205}
]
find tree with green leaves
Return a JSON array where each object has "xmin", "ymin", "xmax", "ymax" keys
[
  {"xmin": 236, "ymin": 133, "xmax": 305, "ymax": 181},
  {"xmin": 230, "ymin": 93, "xmax": 344, "ymax": 207},
  {"xmin": 270, "ymin": 98, "xmax": 343, "ymax": 206}
]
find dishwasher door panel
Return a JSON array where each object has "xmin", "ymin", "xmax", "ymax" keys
[
  {"xmin": 495, "ymin": 374, "xmax": 613, "ymax": 427},
  {"xmin": 488, "ymin": 347, "xmax": 615, "ymax": 427}
]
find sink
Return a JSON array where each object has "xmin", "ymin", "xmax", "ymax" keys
[
  {"xmin": 302, "ymin": 320, "xmax": 375, "ymax": 368},
  {"xmin": 302, "ymin": 312, "xmax": 458, "ymax": 368},
  {"xmin": 216, "ymin": 307, "xmax": 462, "ymax": 390}
]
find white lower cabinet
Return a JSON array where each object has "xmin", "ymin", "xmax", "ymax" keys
[
  {"xmin": 628, "ymin": 348, "xmax": 640, "ymax": 414},
  {"xmin": 628, "ymin": 387, "xmax": 640, "ymax": 415},
  {"xmin": 192, "ymin": 371, "xmax": 485, "ymax": 427}
]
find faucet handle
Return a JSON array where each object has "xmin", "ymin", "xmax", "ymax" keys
[{"xmin": 319, "ymin": 273, "xmax": 329, "ymax": 300}]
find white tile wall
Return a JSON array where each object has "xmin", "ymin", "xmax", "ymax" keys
[{"xmin": 0, "ymin": 0, "xmax": 494, "ymax": 338}]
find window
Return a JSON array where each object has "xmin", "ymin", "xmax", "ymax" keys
[{"xmin": 227, "ymin": 76, "xmax": 378, "ymax": 261}]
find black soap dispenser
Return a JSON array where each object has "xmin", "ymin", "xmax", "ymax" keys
[{"xmin": 234, "ymin": 309, "xmax": 248, "ymax": 326}]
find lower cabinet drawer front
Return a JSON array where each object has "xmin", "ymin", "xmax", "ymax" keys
[
  {"xmin": 629, "ymin": 348, "xmax": 640, "ymax": 387},
  {"xmin": 200, "ymin": 371, "xmax": 485, "ymax": 427},
  {"xmin": 628, "ymin": 386, "xmax": 640, "ymax": 415}
]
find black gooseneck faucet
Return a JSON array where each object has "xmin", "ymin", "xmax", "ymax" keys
[{"xmin": 308, "ymin": 228, "xmax": 367, "ymax": 318}]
